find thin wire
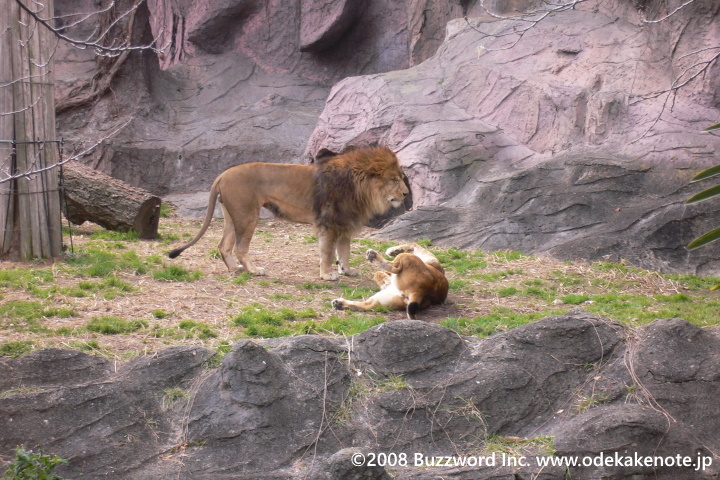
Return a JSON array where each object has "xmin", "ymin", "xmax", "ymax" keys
[{"xmin": 58, "ymin": 139, "xmax": 74, "ymax": 254}]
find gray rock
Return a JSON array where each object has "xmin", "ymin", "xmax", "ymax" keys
[{"xmin": 2, "ymin": 312, "xmax": 719, "ymax": 479}]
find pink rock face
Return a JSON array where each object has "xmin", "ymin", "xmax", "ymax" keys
[
  {"xmin": 299, "ymin": 0, "xmax": 363, "ymax": 52},
  {"xmin": 54, "ymin": 0, "xmax": 720, "ymax": 274},
  {"xmin": 305, "ymin": 1, "xmax": 720, "ymax": 274},
  {"xmin": 145, "ymin": 0, "xmax": 466, "ymax": 83}
]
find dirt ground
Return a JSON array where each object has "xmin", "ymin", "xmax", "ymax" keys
[
  {"xmin": 2, "ymin": 214, "xmax": 703, "ymax": 360},
  {"xmin": 0, "ymin": 217, "xmax": 482, "ymax": 358}
]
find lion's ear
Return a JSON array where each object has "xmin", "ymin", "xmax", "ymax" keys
[{"xmin": 313, "ymin": 148, "xmax": 339, "ymax": 164}]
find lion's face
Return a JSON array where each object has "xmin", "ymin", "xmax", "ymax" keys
[
  {"xmin": 372, "ymin": 173, "xmax": 408, "ymax": 211},
  {"xmin": 385, "ymin": 175, "xmax": 409, "ymax": 209}
]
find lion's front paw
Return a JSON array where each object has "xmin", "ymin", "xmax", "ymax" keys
[
  {"xmin": 366, "ymin": 249, "xmax": 379, "ymax": 262},
  {"xmin": 321, "ymin": 271, "xmax": 340, "ymax": 281},
  {"xmin": 340, "ymin": 266, "xmax": 359, "ymax": 277},
  {"xmin": 331, "ymin": 298, "xmax": 346, "ymax": 310}
]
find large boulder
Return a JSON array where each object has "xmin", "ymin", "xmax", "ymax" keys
[
  {"xmin": 305, "ymin": 0, "xmax": 720, "ymax": 274},
  {"xmin": 54, "ymin": 0, "xmax": 469, "ymax": 208},
  {"xmin": 2, "ymin": 311, "xmax": 719, "ymax": 479}
]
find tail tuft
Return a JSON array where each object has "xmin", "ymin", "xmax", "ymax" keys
[
  {"xmin": 168, "ymin": 248, "xmax": 182, "ymax": 259},
  {"xmin": 406, "ymin": 302, "xmax": 419, "ymax": 320}
]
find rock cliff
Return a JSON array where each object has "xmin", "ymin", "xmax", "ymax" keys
[
  {"xmin": 55, "ymin": 0, "xmax": 720, "ymax": 273},
  {"xmin": 1, "ymin": 312, "xmax": 718, "ymax": 479}
]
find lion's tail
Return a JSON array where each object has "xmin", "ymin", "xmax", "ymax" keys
[{"xmin": 168, "ymin": 180, "xmax": 221, "ymax": 259}]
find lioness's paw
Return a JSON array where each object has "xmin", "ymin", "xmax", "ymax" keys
[
  {"xmin": 366, "ymin": 249, "xmax": 379, "ymax": 262},
  {"xmin": 331, "ymin": 298, "xmax": 346, "ymax": 310},
  {"xmin": 386, "ymin": 244, "xmax": 410, "ymax": 257}
]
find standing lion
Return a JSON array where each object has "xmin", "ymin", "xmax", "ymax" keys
[{"xmin": 168, "ymin": 146, "xmax": 409, "ymax": 280}]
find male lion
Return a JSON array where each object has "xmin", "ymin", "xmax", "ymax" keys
[
  {"xmin": 168, "ymin": 146, "xmax": 408, "ymax": 280},
  {"xmin": 331, "ymin": 243, "xmax": 449, "ymax": 319}
]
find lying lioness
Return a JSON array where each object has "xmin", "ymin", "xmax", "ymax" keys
[{"xmin": 332, "ymin": 243, "xmax": 449, "ymax": 319}]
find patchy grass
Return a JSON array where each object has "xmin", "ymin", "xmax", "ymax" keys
[
  {"xmin": 152, "ymin": 265, "xmax": 202, "ymax": 282},
  {"xmin": 0, "ymin": 340, "xmax": 35, "ymax": 358},
  {"xmin": 161, "ymin": 387, "xmax": 190, "ymax": 411},
  {"xmin": 0, "ymin": 218, "xmax": 718, "ymax": 360},
  {"xmin": 86, "ymin": 316, "xmax": 148, "ymax": 335}
]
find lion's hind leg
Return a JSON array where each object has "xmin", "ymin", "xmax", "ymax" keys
[
  {"xmin": 221, "ymin": 203, "xmax": 265, "ymax": 276},
  {"xmin": 218, "ymin": 205, "xmax": 241, "ymax": 272}
]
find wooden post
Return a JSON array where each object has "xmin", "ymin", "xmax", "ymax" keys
[{"xmin": 0, "ymin": 0, "xmax": 62, "ymax": 261}]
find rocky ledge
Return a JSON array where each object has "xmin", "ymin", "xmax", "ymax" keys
[{"xmin": 1, "ymin": 310, "xmax": 718, "ymax": 479}]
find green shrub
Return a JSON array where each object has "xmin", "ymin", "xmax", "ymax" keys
[{"xmin": 1, "ymin": 446, "xmax": 68, "ymax": 480}]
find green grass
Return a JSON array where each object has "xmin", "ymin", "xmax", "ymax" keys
[
  {"xmin": 231, "ymin": 304, "xmax": 318, "ymax": 338},
  {"xmin": 340, "ymin": 286, "xmax": 377, "ymax": 300},
  {"xmin": 229, "ymin": 304, "xmax": 385, "ymax": 338},
  {"xmin": 159, "ymin": 203, "xmax": 174, "ymax": 218},
  {"xmin": 0, "ymin": 301, "xmax": 76, "ymax": 332},
  {"xmin": 3, "ymin": 221, "xmax": 720, "ymax": 357},
  {"xmin": 435, "ymin": 247, "xmax": 488, "ymax": 274},
  {"xmin": 0, "ymin": 341, "xmax": 35, "ymax": 358},
  {"xmin": 231, "ymin": 272, "xmax": 253, "ymax": 285},
  {"xmin": 60, "ymin": 277, "xmax": 136, "ymax": 299},
  {"xmin": 0, "ymin": 268, "xmax": 56, "ymax": 298},
  {"xmin": 152, "ymin": 265, "xmax": 202, "ymax": 282},
  {"xmin": 64, "ymin": 247, "xmax": 151, "ymax": 277},
  {"xmin": 161, "ymin": 387, "xmax": 190, "ymax": 411},
  {"xmin": 89, "ymin": 229, "xmax": 139, "ymax": 242},
  {"xmin": 149, "ymin": 320, "xmax": 218, "ymax": 340},
  {"xmin": 178, "ymin": 320, "xmax": 218, "ymax": 339},
  {"xmin": 86, "ymin": 316, "xmax": 148, "ymax": 335},
  {"xmin": 298, "ymin": 314, "xmax": 386, "ymax": 336},
  {"xmin": 441, "ymin": 308, "xmax": 567, "ymax": 337}
]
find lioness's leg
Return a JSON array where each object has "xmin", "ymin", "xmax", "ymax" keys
[
  {"xmin": 373, "ymin": 271, "xmax": 392, "ymax": 289},
  {"xmin": 318, "ymin": 227, "xmax": 339, "ymax": 281},
  {"xmin": 386, "ymin": 243, "xmax": 443, "ymax": 272},
  {"xmin": 365, "ymin": 249, "xmax": 395, "ymax": 271},
  {"xmin": 332, "ymin": 286, "xmax": 406, "ymax": 312},
  {"xmin": 336, "ymin": 235, "xmax": 359, "ymax": 277},
  {"xmin": 235, "ymin": 221, "xmax": 265, "ymax": 276}
]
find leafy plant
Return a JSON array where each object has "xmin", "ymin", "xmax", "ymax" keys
[
  {"xmin": 1, "ymin": 446, "xmax": 68, "ymax": 480},
  {"xmin": 686, "ymin": 122, "xmax": 720, "ymax": 290}
]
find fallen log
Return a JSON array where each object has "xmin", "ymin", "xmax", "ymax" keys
[{"xmin": 60, "ymin": 161, "xmax": 161, "ymax": 239}]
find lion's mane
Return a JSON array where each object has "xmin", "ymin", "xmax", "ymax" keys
[{"xmin": 312, "ymin": 147, "xmax": 403, "ymax": 235}]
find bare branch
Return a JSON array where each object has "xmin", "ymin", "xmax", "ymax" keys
[
  {"xmin": 466, "ymin": 0, "xmax": 588, "ymax": 52},
  {"xmin": 14, "ymin": 0, "xmax": 165, "ymax": 57},
  {"xmin": 642, "ymin": 0, "xmax": 696, "ymax": 24}
]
